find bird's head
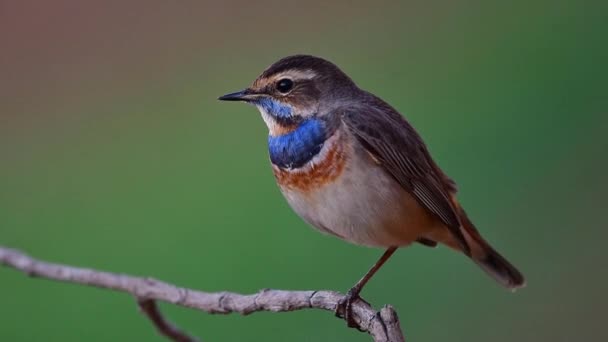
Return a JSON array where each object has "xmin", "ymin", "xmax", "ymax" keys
[{"xmin": 219, "ymin": 55, "xmax": 357, "ymax": 135}]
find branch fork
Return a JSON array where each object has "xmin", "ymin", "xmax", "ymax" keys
[{"xmin": 0, "ymin": 246, "xmax": 405, "ymax": 341}]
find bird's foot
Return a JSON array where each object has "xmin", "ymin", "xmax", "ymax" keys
[{"xmin": 335, "ymin": 288, "xmax": 366, "ymax": 329}]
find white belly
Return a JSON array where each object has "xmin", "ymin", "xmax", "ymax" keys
[{"xmin": 274, "ymin": 130, "xmax": 437, "ymax": 247}]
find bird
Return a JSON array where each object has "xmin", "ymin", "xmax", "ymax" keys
[{"xmin": 219, "ymin": 55, "xmax": 525, "ymax": 326}]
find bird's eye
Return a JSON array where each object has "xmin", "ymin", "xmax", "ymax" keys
[{"xmin": 276, "ymin": 78, "xmax": 294, "ymax": 93}]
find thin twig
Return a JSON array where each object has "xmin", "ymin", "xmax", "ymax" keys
[
  {"xmin": 0, "ymin": 246, "xmax": 405, "ymax": 342},
  {"xmin": 138, "ymin": 299, "xmax": 199, "ymax": 342}
]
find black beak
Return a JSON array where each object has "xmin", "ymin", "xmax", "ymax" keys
[{"xmin": 218, "ymin": 89, "xmax": 259, "ymax": 102}]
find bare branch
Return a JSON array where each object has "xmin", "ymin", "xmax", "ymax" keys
[
  {"xmin": 138, "ymin": 299, "xmax": 199, "ymax": 342},
  {"xmin": 0, "ymin": 246, "xmax": 405, "ymax": 342}
]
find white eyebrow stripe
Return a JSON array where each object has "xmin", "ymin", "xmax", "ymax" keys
[{"xmin": 273, "ymin": 69, "xmax": 317, "ymax": 80}]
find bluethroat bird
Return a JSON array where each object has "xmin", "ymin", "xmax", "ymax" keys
[{"xmin": 219, "ymin": 55, "xmax": 525, "ymax": 326}]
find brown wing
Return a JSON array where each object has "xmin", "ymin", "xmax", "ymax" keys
[{"xmin": 341, "ymin": 103, "xmax": 470, "ymax": 253}]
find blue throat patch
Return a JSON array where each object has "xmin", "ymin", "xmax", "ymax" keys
[
  {"xmin": 268, "ymin": 118, "xmax": 326, "ymax": 169},
  {"xmin": 255, "ymin": 97, "xmax": 292, "ymax": 118}
]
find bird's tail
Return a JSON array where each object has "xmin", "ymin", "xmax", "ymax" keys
[
  {"xmin": 459, "ymin": 208, "xmax": 525, "ymax": 290},
  {"xmin": 472, "ymin": 243, "xmax": 526, "ymax": 290},
  {"xmin": 427, "ymin": 204, "xmax": 526, "ymax": 290}
]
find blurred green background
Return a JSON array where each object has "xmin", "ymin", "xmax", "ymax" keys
[{"xmin": 1, "ymin": 1, "xmax": 607, "ymax": 341}]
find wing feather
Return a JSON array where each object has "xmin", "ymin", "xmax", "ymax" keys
[{"xmin": 341, "ymin": 102, "xmax": 469, "ymax": 252}]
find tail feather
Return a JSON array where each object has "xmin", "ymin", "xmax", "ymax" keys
[
  {"xmin": 459, "ymin": 208, "xmax": 526, "ymax": 290},
  {"xmin": 424, "ymin": 196, "xmax": 527, "ymax": 289},
  {"xmin": 473, "ymin": 243, "xmax": 525, "ymax": 289}
]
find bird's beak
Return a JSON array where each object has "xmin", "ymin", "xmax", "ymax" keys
[{"xmin": 218, "ymin": 88, "xmax": 261, "ymax": 102}]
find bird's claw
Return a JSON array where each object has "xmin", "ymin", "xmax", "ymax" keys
[{"xmin": 335, "ymin": 289, "xmax": 363, "ymax": 329}]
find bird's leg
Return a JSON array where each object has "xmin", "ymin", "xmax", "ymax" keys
[{"xmin": 336, "ymin": 247, "xmax": 398, "ymax": 328}]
